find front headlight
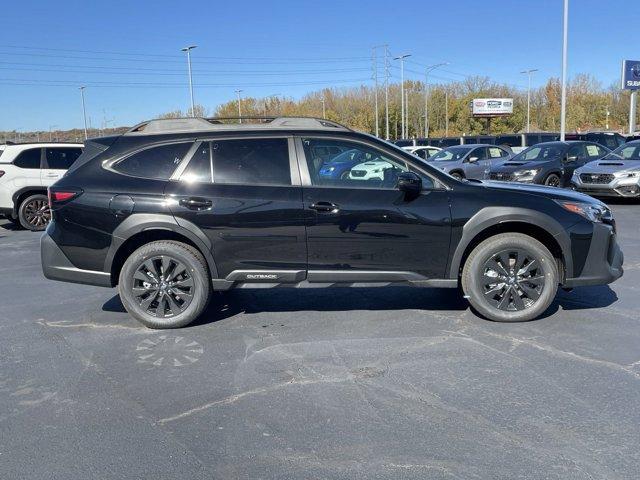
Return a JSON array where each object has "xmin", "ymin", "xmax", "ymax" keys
[
  {"xmin": 513, "ymin": 169, "xmax": 539, "ymax": 177},
  {"xmin": 614, "ymin": 171, "xmax": 640, "ymax": 178},
  {"xmin": 555, "ymin": 200, "xmax": 610, "ymax": 223}
]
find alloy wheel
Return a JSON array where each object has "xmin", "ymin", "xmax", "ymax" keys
[
  {"xmin": 480, "ymin": 249, "xmax": 545, "ymax": 311},
  {"xmin": 132, "ymin": 255, "xmax": 194, "ymax": 317},
  {"xmin": 545, "ymin": 175, "xmax": 561, "ymax": 187},
  {"xmin": 24, "ymin": 199, "xmax": 51, "ymax": 228}
]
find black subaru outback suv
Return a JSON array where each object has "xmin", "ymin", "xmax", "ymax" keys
[{"xmin": 41, "ymin": 117, "xmax": 623, "ymax": 328}]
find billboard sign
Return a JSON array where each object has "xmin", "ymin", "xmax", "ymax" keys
[
  {"xmin": 621, "ymin": 60, "xmax": 640, "ymax": 90},
  {"xmin": 471, "ymin": 98, "xmax": 513, "ymax": 117}
]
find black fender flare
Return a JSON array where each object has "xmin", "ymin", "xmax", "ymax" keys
[
  {"xmin": 447, "ymin": 206, "xmax": 574, "ymax": 279},
  {"xmin": 104, "ymin": 213, "xmax": 219, "ymax": 279}
]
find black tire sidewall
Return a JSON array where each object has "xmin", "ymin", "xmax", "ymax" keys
[
  {"xmin": 544, "ymin": 174, "xmax": 561, "ymax": 187},
  {"xmin": 18, "ymin": 194, "xmax": 49, "ymax": 231},
  {"xmin": 118, "ymin": 241, "xmax": 211, "ymax": 329},
  {"xmin": 462, "ymin": 234, "xmax": 558, "ymax": 322}
]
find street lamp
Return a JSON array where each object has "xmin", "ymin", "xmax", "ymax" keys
[
  {"xmin": 321, "ymin": 95, "xmax": 326, "ymax": 119},
  {"xmin": 181, "ymin": 45, "xmax": 197, "ymax": 117},
  {"xmin": 393, "ymin": 53, "xmax": 411, "ymax": 139},
  {"xmin": 235, "ymin": 89, "xmax": 243, "ymax": 123},
  {"xmin": 520, "ymin": 68, "xmax": 538, "ymax": 133},
  {"xmin": 560, "ymin": 0, "xmax": 568, "ymax": 141},
  {"xmin": 79, "ymin": 86, "xmax": 88, "ymax": 140},
  {"xmin": 424, "ymin": 62, "xmax": 448, "ymax": 138}
]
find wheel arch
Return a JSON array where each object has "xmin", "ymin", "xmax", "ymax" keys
[
  {"xmin": 105, "ymin": 214, "xmax": 218, "ymax": 287},
  {"xmin": 448, "ymin": 207, "xmax": 573, "ymax": 282},
  {"xmin": 12, "ymin": 187, "xmax": 48, "ymax": 216}
]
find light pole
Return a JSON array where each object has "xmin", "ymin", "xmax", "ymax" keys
[
  {"xmin": 321, "ymin": 95, "xmax": 326, "ymax": 119},
  {"xmin": 423, "ymin": 62, "xmax": 448, "ymax": 138},
  {"xmin": 383, "ymin": 45, "xmax": 390, "ymax": 140},
  {"xmin": 79, "ymin": 86, "xmax": 88, "ymax": 139},
  {"xmin": 49, "ymin": 125, "xmax": 58, "ymax": 141},
  {"xmin": 520, "ymin": 68, "xmax": 538, "ymax": 133},
  {"xmin": 181, "ymin": 45, "xmax": 197, "ymax": 117},
  {"xmin": 560, "ymin": 0, "xmax": 568, "ymax": 141},
  {"xmin": 606, "ymin": 107, "xmax": 610, "ymax": 130},
  {"xmin": 235, "ymin": 89, "xmax": 243, "ymax": 123},
  {"xmin": 393, "ymin": 53, "xmax": 411, "ymax": 139},
  {"xmin": 445, "ymin": 88, "xmax": 449, "ymax": 136}
]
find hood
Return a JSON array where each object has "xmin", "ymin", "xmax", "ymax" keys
[
  {"xmin": 576, "ymin": 160, "xmax": 640, "ymax": 175},
  {"xmin": 491, "ymin": 159, "xmax": 552, "ymax": 172},
  {"xmin": 478, "ymin": 179, "xmax": 603, "ymax": 204}
]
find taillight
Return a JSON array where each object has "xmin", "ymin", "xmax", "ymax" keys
[{"xmin": 48, "ymin": 188, "xmax": 82, "ymax": 206}]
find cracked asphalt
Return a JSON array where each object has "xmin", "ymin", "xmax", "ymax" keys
[{"xmin": 1, "ymin": 202, "xmax": 639, "ymax": 480}]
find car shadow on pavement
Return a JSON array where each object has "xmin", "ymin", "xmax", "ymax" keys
[{"xmin": 102, "ymin": 284, "xmax": 620, "ymax": 327}]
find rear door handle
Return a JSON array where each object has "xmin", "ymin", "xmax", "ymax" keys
[
  {"xmin": 309, "ymin": 201, "xmax": 339, "ymax": 213},
  {"xmin": 179, "ymin": 197, "xmax": 213, "ymax": 211}
]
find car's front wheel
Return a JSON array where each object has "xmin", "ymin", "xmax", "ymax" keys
[
  {"xmin": 18, "ymin": 194, "xmax": 51, "ymax": 231},
  {"xmin": 450, "ymin": 171, "xmax": 464, "ymax": 180},
  {"xmin": 118, "ymin": 241, "xmax": 211, "ymax": 329},
  {"xmin": 461, "ymin": 233, "xmax": 558, "ymax": 322},
  {"xmin": 544, "ymin": 173, "xmax": 562, "ymax": 187}
]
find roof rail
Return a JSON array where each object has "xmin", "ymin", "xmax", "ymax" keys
[{"xmin": 125, "ymin": 116, "xmax": 350, "ymax": 135}]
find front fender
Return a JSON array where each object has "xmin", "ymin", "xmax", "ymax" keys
[{"xmin": 447, "ymin": 206, "xmax": 574, "ymax": 279}]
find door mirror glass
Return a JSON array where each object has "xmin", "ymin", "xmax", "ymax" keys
[{"xmin": 396, "ymin": 171, "xmax": 422, "ymax": 195}]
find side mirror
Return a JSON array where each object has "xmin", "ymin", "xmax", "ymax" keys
[
  {"xmin": 468, "ymin": 156, "xmax": 479, "ymax": 163},
  {"xmin": 565, "ymin": 155, "xmax": 578, "ymax": 163},
  {"xmin": 396, "ymin": 171, "xmax": 422, "ymax": 196}
]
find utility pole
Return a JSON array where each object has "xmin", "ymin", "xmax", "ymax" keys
[
  {"xmin": 630, "ymin": 91, "xmax": 638, "ymax": 134},
  {"xmin": 520, "ymin": 68, "xmax": 538, "ymax": 133},
  {"xmin": 445, "ymin": 88, "xmax": 449, "ymax": 136},
  {"xmin": 235, "ymin": 89, "xmax": 243, "ymax": 123},
  {"xmin": 321, "ymin": 95, "xmax": 326, "ymax": 119},
  {"xmin": 372, "ymin": 46, "xmax": 384, "ymax": 137},
  {"xmin": 79, "ymin": 86, "xmax": 88, "ymax": 140},
  {"xmin": 49, "ymin": 125, "xmax": 57, "ymax": 141},
  {"xmin": 181, "ymin": 45, "xmax": 197, "ymax": 117},
  {"xmin": 423, "ymin": 62, "xmax": 448, "ymax": 138},
  {"xmin": 384, "ymin": 45, "xmax": 390, "ymax": 140},
  {"xmin": 606, "ymin": 107, "xmax": 610, "ymax": 130},
  {"xmin": 560, "ymin": 0, "xmax": 568, "ymax": 141},
  {"xmin": 393, "ymin": 53, "xmax": 411, "ymax": 139}
]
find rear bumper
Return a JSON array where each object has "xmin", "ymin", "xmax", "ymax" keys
[
  {"xmin": 41, "ymin": 231, "xmax": 112, "ymax": 287},
  {"xmin": 563, "ymin": 223, "xmax": 623, "ymax": 287}
]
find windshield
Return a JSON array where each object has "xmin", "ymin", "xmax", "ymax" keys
[
  {"xmin": 512, "ymin": 144, "xmax": 564, "ymax": 161},
  {"xmin": 602, "ymin": 144, "xmax": 640, "ymax": 161},
  {"xmin": 429, "ymin": 147, "xmax": 470, "ymax": 162}
]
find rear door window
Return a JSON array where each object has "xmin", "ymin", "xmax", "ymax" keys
[
  {"xmin": 13, "ymin": 148, "xmax": 42, "ymax": 169},
  {"xmin": 45, "ymin": 147, "xmax": 82, "ymax": 169},
  {"xmin": 211, "ymin": 138, "xmax": 291, "ymax": 186},
  {"xmin": 113, "ymin": 142, "xmax": 192, "ymax": 179}
]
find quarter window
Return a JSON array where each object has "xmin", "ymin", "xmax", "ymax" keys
[
  {"xmin": 113, "ymin": 143, "xmax": 191, "ymax": 179},
  {"xmin": 45, "ymin": 148, "xmax": 82, "ymax": 169},
  {"xmin": 211, "ymin": 138, "xmax": 291, "ymax": 186},
  {"xmin": 13, "ymin": 148, "xmax": 41, "ymax": 169}
]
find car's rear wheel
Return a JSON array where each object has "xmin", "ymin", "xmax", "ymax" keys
[
  {"xmin": 544, "ymin": 173, "xmax": 561, "ymax": 187},
  {"xmin": 18, "ymin": 194, "xmax": 51, "ymax": 231},
  {"xmin": 461, "ymin": 233, "xmax": 558, "ymax": 322},
  {"xmin": 118, "ymin": 241, "xmax": 211, "ymax": 329},
  {"xmin": 451, "ymin": 171, "xmax": 464, "ymax": 180}
]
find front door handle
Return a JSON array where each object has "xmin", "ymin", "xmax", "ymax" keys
[
  {"xmin": 179, "ymin": 197, "xmax": 213, "ymax": 211},
  {"xmin": 309, "ymin": 201, "xmax": 339, "ymax": 213}
]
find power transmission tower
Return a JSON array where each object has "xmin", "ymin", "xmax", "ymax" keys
[{"xmin": 384, "ymin": 45, "xmax": 390, "ymax": 140}]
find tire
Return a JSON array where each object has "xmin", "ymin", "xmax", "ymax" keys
[
  {"xmin": 18, "ymin": 194, "xmax": 51, "ymax": 231},
  {"xmin": 461, "ymin": 233, "xmax": 558, "ymax": 322},
  {"xmin": 451, "ymin": 171, "xmax": 464, "ymax": 180},
  {"xmin": 544, "ymin": 173, "xmax": 561, "ymax": 187},
  {"xmin": 118, "ymin": 241, "xmax": 211, "ymax": 329}
]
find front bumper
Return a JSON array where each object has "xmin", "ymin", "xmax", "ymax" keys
[
  {"xmin": 41, "ymin": 230, "xmax": 112, "ymax": 287},
  {"xmin": 571, "ymin": 175, "xmax": 640, "ymax": 197},
  {"xmin": 563, "ymin": 222, "xmax": 623, "ymax": 287}
]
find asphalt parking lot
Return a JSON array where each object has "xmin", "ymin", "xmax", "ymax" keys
[{"xmin": 1, "ymin": 202, "xmax": 639, "ymax": 480}]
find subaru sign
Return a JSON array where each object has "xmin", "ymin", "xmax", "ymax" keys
[
  {"xmin": 621, "ymin": 60, "xmax": 640, "ymax": 90},
  {"xmin": 471, "ymin": 98, "xmax": 513, "ymax": 117}
]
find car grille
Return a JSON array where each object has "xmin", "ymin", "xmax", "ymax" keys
[
  {"xmin": 580, "ymin": 173, "xmax": 614, "ymax": 184},
  {"xmin": 489, "ymin": 172, "xmax": 514, "ymax": 181},
  {"xmin": 350, "ymin": 170, "xmax": 366, "ymax": 177}
]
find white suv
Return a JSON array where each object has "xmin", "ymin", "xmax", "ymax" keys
[{"xmin": 0, "ymin": 142, "xmax": 83, "ymax": 230}]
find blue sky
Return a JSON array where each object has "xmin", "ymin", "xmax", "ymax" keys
[{"xmin": 1, "ymin": 0, "xmax": 637, "ymax": 131}]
